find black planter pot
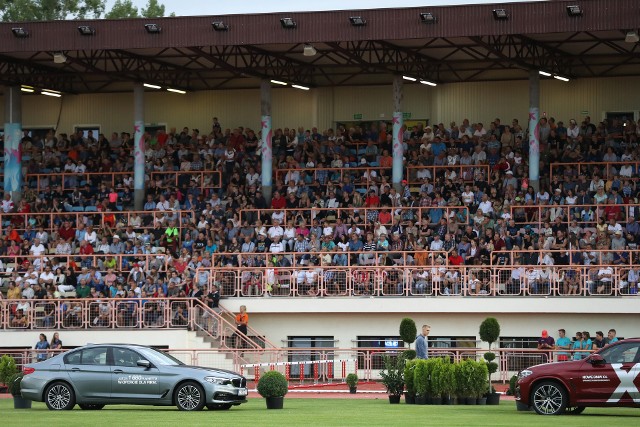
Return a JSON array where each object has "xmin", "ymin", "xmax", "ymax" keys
[
  {"xmin": 388, "ymin": 395, "xmax": 401, "ymax": 404},
  {"xmin": 486, "ymin": 393, "xmax": 501, "ymax": 405},
  {"xmin": 13, "ymin": 396, "xmax": 32, "ymax": 409},
  {"xmin": 349, "ymin": 387, "xmax": 357, "ymax": 394},
  {"xmin": 465, "ymin": 397, "xmax": 476, "ymax": 405},
  {"xmin": 441, "ymin": 396, "xmax": 453, "ymax": 405},
  {"xmin": 404, "ymin": 393, "xmax": 415, "ymax": 404},
  {"xmin": 265, "ymin": 396, "xmax": 284, "ymax": 409},
  {"xmin": 476, "ymin": 397, "xmax": 487, "ymax": 405},
  {"xmin": 415, "ymin": 395, "xmax": 427, "ymax": 405}
]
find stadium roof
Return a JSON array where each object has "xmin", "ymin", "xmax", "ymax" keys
[{"xmin": 0, "ymin": 0, "xmax": 639, "ymax": 94}]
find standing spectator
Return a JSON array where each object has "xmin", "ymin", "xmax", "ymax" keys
[
  {"xmin": 234, "ymin": 305, "xmax": 249, "ymax": 349},
  {"xmin": 592, "ymin": 331, "xmax": 606, "ymax": 350},
  {"xmin": 537, "ymin": 329, "xmax": 555, "ymax": 362},
  {"xmin": 555, "ymin": 329, "xmax": 571, "ymax": 362},
  {"xmin": 415, "ymin": 324, "xmax": 431, "ymax": 359},
  {"xmin": 606, "ymin": 329, "xmax": 619, "ymax": 345},
  {"xmin": 35, "ymin": 333, "xmax": 50, "ymax": 361}
]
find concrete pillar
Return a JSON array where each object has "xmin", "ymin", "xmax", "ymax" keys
[
  {"xmin": 392, "ymin": 76, "xmax": 404, "ymax": 192},
  {"xmin": 260, "ymin": 80, "xmax": 273, "ymax": 204},
  {"xmin": 133, "ymin": 83, "xmax": 145, "ymax": 210},
  {"xmin": 528, "ymin": 70, "xmax": 540, "ymax": 192},
  {"xmin": 3, "ymin": 86, "xmax": 23, "ymax": 201}
]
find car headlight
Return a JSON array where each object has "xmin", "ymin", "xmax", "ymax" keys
[
  {"xmin": 518, "ymin": 369, "xmax": 533, "ymax": 380},
  {"xmin": 205, "ymin": 376, "xmax": 232, "ymax": 385}
]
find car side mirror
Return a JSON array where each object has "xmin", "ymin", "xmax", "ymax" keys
[
  {"xmin": 588, "ymin": 354, "xmax": 605, "ymax": 365},
  {"xmin": 137, "ymin": 359, "xmax": 151, "ymax": 369}
]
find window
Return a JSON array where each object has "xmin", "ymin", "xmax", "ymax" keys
[
  {"xmin": 146, "ymin": 124, "xmax": 167, "ymax": 135},
  {"xmin": 113, "ymin": 347, "xmax": 143, "ymax": 367},
  {"xmin": 500, "ymin": 336, "xmax": 541, "ymax": 371},
  {"xmin": 75, "ymin": 126, "xmax": 100, "ymax": 139},
  {"xmin": 64, "ymin": 347, "xmax": 108, "ymax": 366},
  {"xmin": 287, "ymin": 336, "xmax": 334, "ymax": 378},
  {"xmin": 357, "ymin": 336, "xmax": 405, "ymax": 370},
  {"xmin": 599, "ymin": 342, "xmax": 640, "ymax": 364}
]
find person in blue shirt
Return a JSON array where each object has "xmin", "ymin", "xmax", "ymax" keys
[
  {"xmin": 415, "ymin": 325, "xmax": 431, "ymax": 359},
  {"xmin": 606, "ymin": 329, "xmax": 619, "ymax": 345},
  {"xmin": 555, "ymin": 329, "xmax": 572, "ymax": 362},
  {"xmin": 571, "ymin": 331, "xmax": 585, "ymax": 360},
  {"xmin": 35, "ymin": 333, "xmax": 50, "ymax": 361}
]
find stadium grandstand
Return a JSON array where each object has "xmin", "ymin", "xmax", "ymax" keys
[{"xmin": 1, "ymin": 0, "xmax": 640, "ymax": 380}]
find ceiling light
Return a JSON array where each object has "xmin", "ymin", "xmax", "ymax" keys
[
  {"xmin": 42, "ymin": 91, "xmax": 62, "ymax": 97},
  {"xmin": 167, "ymin": 88, "xmax": 186, "ymax": 94},
  {"xmin": 11, "ymin": 27, "xmax": 29, "ymax": 38},
  {"xmin": 270, "ymin": 80, "xmax": 288, "ymax": 86},
  {"xmin": 538, "ymin": 71, "xmax": 552, "ymax": 77},
  {"xmin": 77, "ymin": 25, "xmax": 95, "ymax": 35},
  {"xmin": 492, "ymin": 9, "xmax": 509, "ymax": 20},
  {"xmin": 280, "ymin": 18, "xmax": 297, "ymax": 29},
  {"xmin": 420, "ymin": 13, "xmax": 437, "ymax": 24},
  {"xmin": 20, "ymin": 85, "xmax": 35, "ymax": 93},
  {"xmin": 553, "ymin": 75, "xmax": 570, "ymax": 82},
  {"xmin": 144, "ymin": 23, "xmax": 161, "ymax": 33},
  {"xmin": 349, "ymin": 16, "xmax": 366, "ymax": 26},
  {"xmin": 211, "ymin": 21, "xmax": 229, "ymax": 31},
  {"xmin": 292, "ymin": 84, "xmax": 310, "ymax": 91},
  {"xmin": 625, "ymin": 31, "xmax": 639, "ymax": 43},
  {"xmin": 53, "ymin": 52, "xmax": 67, "ymax": 64},
  {"xmin": 143, "ymin": 83, "xmax": 161, "ymax": 89},
  {"xmin": 402, "ymin": 76, "xmax": 417, "ymax": 82},
  {"xmin": 419, "ymin": 80, "xmax": 437, "ymax": 87},
  {"xmin": 566, "ymin": 5, "xmax": 583, "ymax": 16},
  {"xmin": 303, "ymin": 44, "xmax": 317, "ymax": 57}
]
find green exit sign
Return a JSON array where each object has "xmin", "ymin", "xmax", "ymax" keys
[
  {"xmin": 353, "ymin": 113, "xmax": 363, "ymax": 120},
  {"xmin": 403, "ymin": 112, "xmax": 412, "ymax": 119},
  {"xmin": 580, "ymin": 111, "xmax": 589, "ymax": 115}
]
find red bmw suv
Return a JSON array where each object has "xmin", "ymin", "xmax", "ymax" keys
[{"xmin": 516, "ymin": 339, "xmax": 640, "ymax": 415}]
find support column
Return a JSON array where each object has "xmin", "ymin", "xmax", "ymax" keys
[
  {"xmin": 133, "ymin": 83, "xmax": 145, "ymax": 210},
  {"xmin": 3, "ymin": 86, "xmax": 23, "ymax": 201},
  {"xmin": 528, "ymin": 70, "xmax": 540, "ymax": 192},
  {"xmin": 392, "ymin": 76, "xmax": 404, "ymax": 192},
  {"xmin": 260, "ymin": 80, "xmax": 273, "ymax": 204}
]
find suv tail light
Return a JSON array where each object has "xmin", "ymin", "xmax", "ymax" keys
[{"xmin": 23, "ymin": 367, "xmax": 35, "ymax": 375}]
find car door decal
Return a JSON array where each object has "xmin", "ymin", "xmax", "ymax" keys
[{"xmin": 606, "ymin": 363, "xmax": 640, "ymax": 403}]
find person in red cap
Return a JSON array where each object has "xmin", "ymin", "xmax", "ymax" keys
[{"xmin": 537, "ymin": 329, "xmax": 556, "ymax": 352}]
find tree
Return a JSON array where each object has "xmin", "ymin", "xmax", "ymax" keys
[
  {"xmin": 1, "ymin": 0, "xmax": 105, "ymax": 21},
  {"xmin": 104, "ymin": 0, "xmax": 138, "ymax": 19},
  {"xmin": 479, "ymin": 317, "xmax": 501, "ymax": 395},
  {"xmin": 141, "ymin": 0, "xmax": 164, "ymax": 18}
]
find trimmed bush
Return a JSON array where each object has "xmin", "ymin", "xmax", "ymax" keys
[
  {"xmin": 257, "ymin": 371, "xmax": 288, "ymax": 398},
  {"xmin": 414, "ymin": 359, "xmax": 429, "ymax": 397},
  {"xmin": 7, "ymin": 372, "xmax": 23, "ymax": 396},
  {"xmin": 403, "ymin": 359, "xmax": 416, "ymax": 396},
  {"xmin": 380, "ymin": 355, "xmax": 405, "ymax": 396},
  {"xmin": 430, "ymin": 358, "xmax": 445, "ymax": 398},
  {"xmin": 403, "ymin": 349, "xmax": 417, "ymax": 360},
  {"xmin": 399, "ymin": 318, "xmax": 417, "ymax": 346},
  {"xmin": 440, "ymin": 360, "xmax": 457, "ymax": 398},
  {"xmin": 0, "ymin": 355, "xmax": 18, "ymax": 387},
  {"xmin": 346, "ymin": 373, "xmax": 358, "ymax": 388}
]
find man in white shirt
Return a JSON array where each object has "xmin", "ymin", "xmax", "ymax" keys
[
  {"xmin": 430, "ymin": 235, "xmax": 444, "ymax": 251},
  {"xmin": 30, "ymin": 238, "xmax": 46, "ymax": 257},
  {"xmin": 269, "ymin": 235, "xmax": 285, "ymax": 254},
  {"xmin": 477, "ymin": 194, "xmax": 493, "ymax": 216},
  {"xmin": 39, "ymin": 267, "xmax": 56, "ymax": 286},
  {"xmin": 268, "ymin": 220, "xmax": 284, "ymax": 240},
  {"xmin": 1, "ymin": 194, "xmax": 14, "ymax": 213},
  {"xmin": 84, "ymin": 226, "xmax": 98, "ymax": 246}
]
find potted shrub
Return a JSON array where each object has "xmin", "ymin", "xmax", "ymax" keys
[
  {"xmin": 7, "ymin": 373, "xmax": 31, "ymax": 409},
  {"xmin": 479, "ymin": 317, "xmax": 501, "ymax": 405},
  {"xmin": 0, "ymin": 355, "xmax": 19, "ymax": 395},
  {"xmin": 403, "ymin": 359, "xmax": 416, "ymax": 404},
  {"xmin": 257, "ymin": 370, "xmax": 288, "ymax": 409},
  {"xmin": 440, "ymin": 360, "xmax": 457, "ymax": 405},
  {"xmin": 346, "ymin": 373, "xmax": 358, "ymax": 394},
  {"xmin": 380, "ymin": 355, "xmax": 405, "ymax": 404},
  {"xmin": 473, "ymin": 362, "xmax": 489, "ymax": 405},
  {"xmin": 430, "ymin": 358, "xmax": 444, "ymax": 404},
  {"xmin": 413, "ymin": 359, "xmax": 428, "ymax": 404},
  {"xmin": 399, "ymin": 318, "xmax": 417, "ymax": 360},
  {"xmin": 459, "ymin": 359, "xmax": 476, "ymax": 405}
]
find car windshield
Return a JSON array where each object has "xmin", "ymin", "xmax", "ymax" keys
[{"xmin": 138, "ymin": 347, "xmax": 185, "ymax": 366}]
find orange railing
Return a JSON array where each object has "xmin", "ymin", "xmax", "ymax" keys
[
  {"xmin": 550, "ymin": 161, "xmax": 640, "ymax": 183},
  {"xmin": 405, "ymin": 164, "xmax": 491, "ymax": 185},
  {"xmin": 508, "ymin": 202, "xmax": 639, "ymax": 229}
]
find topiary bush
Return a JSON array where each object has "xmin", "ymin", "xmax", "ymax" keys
[
  {"xmin": 257, "ymin": 370, "xmax": 289, "ymax": 398},
  {"xmin": 403, "ymin": 359, "xmax": 416, "ymax": 396},
  {"xmin": 479, "ymin": 317, "xmax": 501, "ymax": 392},
  {"xmin": 403, "ymin": 349, "xmax": 417, "ymax": 360},
  {"xmin": 346, "ymin": 373, "xmax": 358, "ymax": 388},
  {"xmin": 0, "ymin": 355, "xmax": 18, "ymax": 387},
  {"xmin": 399, "ymin": 318, "xmax": 417, "ymax": 347},
  {"xmin": 507, "ymin": 375, "xmax": 518, "ymax": 396},
  {"xmin": 413, "ymin": 359, "xmax": 428, "ymax": 397},
  {"xmin": 440, "ymin": 360, "xmax": 457, "ymax": 399}
]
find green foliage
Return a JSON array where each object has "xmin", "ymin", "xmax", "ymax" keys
[
  {"xmin": 403, "ymin": 360, "xmax": 416, "ymax": 395},
  {"xmin": 430, "ymin": 358, "xmax": 445, "ymax": 398},
  {"xmin": 456, "ymin": 359, "xmax": 476, "ymax": 397},
  {"xmin": 402, "ymin": 349, "xmax": 416, "ymax": 360},
  {"xmin": 439, "ymin": 360, "xmax": 457, "ymax": 398},
  {"xmin": 141, "ymin": 0, "xmax": 164, "ymax": 18},
  {"xmin": 1, "ymin": 0, "xmax": 105, "ymax": 21},
  {"xmin": 399, "ymin": 318, "xmax": 417, "ymax": 345},
  {"xmin": 486, "ymin": 361, "xmax": 498, "ymax": 376},
  {"xmin": 413, "ymin": 359, "xmax": 428, "ymax": 397},
  {"xmin": 0, "ymin": 355, "xmax": 19, "ymax": 386},
  {"xmin": 479, "ymin": 317, "xmax": 501, "ymax": 349},
  {"xmin": 256, "ymin": 371, "xmax": 288, "ymax": 398},
  {"xmin": 7, "ymin": 372, "xmax": 23, "ymax": 396},
  {"xmin": 345, "ymin": 373, "xmax": 358, "ymax": 388},
  {"xmin": 379, "ymin": 355, "xmax": 405, "ymax": 396},
  {"xmin": 104, "ymin": 0, "xmax": 138, "ymax": 18},
  {"xmin": 472, "ymin": 362, "xmax": 489, "ymax": 398},
  {"xmin": 507, "ymin": 375, "xmax": 518, "ymax": 396},
  {"xmin": 483, "ymin": 352, "xmax": 496, "ymax": 362}
]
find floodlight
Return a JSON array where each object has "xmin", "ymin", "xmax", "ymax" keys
[
  {"xmin": 349, "ymin": 16, "xmax": 366, "ymax": 26},
  {"xmin": 144, "ymin": 23, "xmax": 161, "ymax": 33},
  {"xmin": 303, "ymin": 44, "xmax": 317, "ymax": 56},
  {"xmin": 53, "ymin": 52, "xmax": 67, "ymax": 64},
  {"xmin": 566, "ymin": 5, "xmax": 583, "ymax": 16},
  {"xmin": 492, "ymin": 9, "xmax": 509, "ymax": 20},
  {"xmin": 77, "ymin": 25, "xmax": 95, "ymax": 35},
  {"xmin": 212, "ymin": 21, "xmax": 229, "ymax": 31},
  {"xmin": 11, "ymin": 27, "xmax": 29, "ymax": 38},
  {"xmin": 420, "ymin": 13, "xmax": 437, "ymax": 24},
  {"xmin": 625, "ymin": 31, "xmax": 639, "ymax": 43},
  {"xmin": 280, "ymin": 18, "xmax": 297, "ymax": 29}
]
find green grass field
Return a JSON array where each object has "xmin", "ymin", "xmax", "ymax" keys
[{"xmin": 2, "ymin": 398, "xmax": 638, "ymax": 426}]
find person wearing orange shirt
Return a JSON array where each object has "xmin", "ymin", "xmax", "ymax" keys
[{"xmin": 234, "ymin": 305, "xmax": 249, "ymax": 349}]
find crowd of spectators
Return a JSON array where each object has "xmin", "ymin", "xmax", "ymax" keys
[{"xmin": 2, "ymin": 114, "xmax": 640, "ymax": 306}]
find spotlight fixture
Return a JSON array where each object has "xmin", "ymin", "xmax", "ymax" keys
[
  {"xmin": 420, "ymin": 12, "xmax": 437, "ymax": 24},
  {"xmin": 303, "ymin": 44, "xmax": 317, "ymax": 57},
  {"xmin": 42, "ymin": 90, "xmax": 62, "ymax": 97},
  {"xmin": 143, "ymin": 83, "xmax": 161, "ymax": 89},
  {"xmin": 144, "ymin": 23, "xmax": 161, "ymax": 33},
  {"xmin": 20, "ymin": 85, "xmax": 35, "ymax": 93},
  {"xmin": 566, "ymin": 5, "xmax": 583, "ymax": 16},
  {"xmin": 77, "ymin": 25, "xmax": 95, "ymax": 35},
  {"xmin": 419, "ymin": 80, "xmax": 437, "ymax": 87},
  {"xmin": 402, "ymin": 76, "xmax": 417, "ymax": 82},
  {"xmin": 553, "ymin": 75, "xmax": 570, "ymax": 82},
  {"xmin": 53, "ymin": 52, "xmax": 67, "ymax": 64},
  {"xmin": 625, "ymin": 31, "xmax": 639, "ymax": 43},
  {"xmin": 280, "ymin": 18, "xmax": 297, "ymax": 29},
  {"xmin": 292, "ymin": 84, "xmax": 310, "ymax": 91},
  {"xmin": 11, "ymin": 27, "xmax": 29, "ymax": 38},
  {"xmin": 166, "ymin": 88, "xmax": 186, "ymax": 94},
  {"xmin": 270, "ymin": 80, "xmax": 288, "ymax": 86},
  {"xmin": 349, "ymin": 16, "xmax": 366, "ymax": 26},
  {"xmin": 538, "ymin": 71, "xmax": 552, "ymax": 77},
  {"xmin": 211, "ymin": 21, "xmax": 229, "ymax": 31},
  {"xmin": 492, "ymin": 9, "xmax": 509, "ymax": 20}
]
